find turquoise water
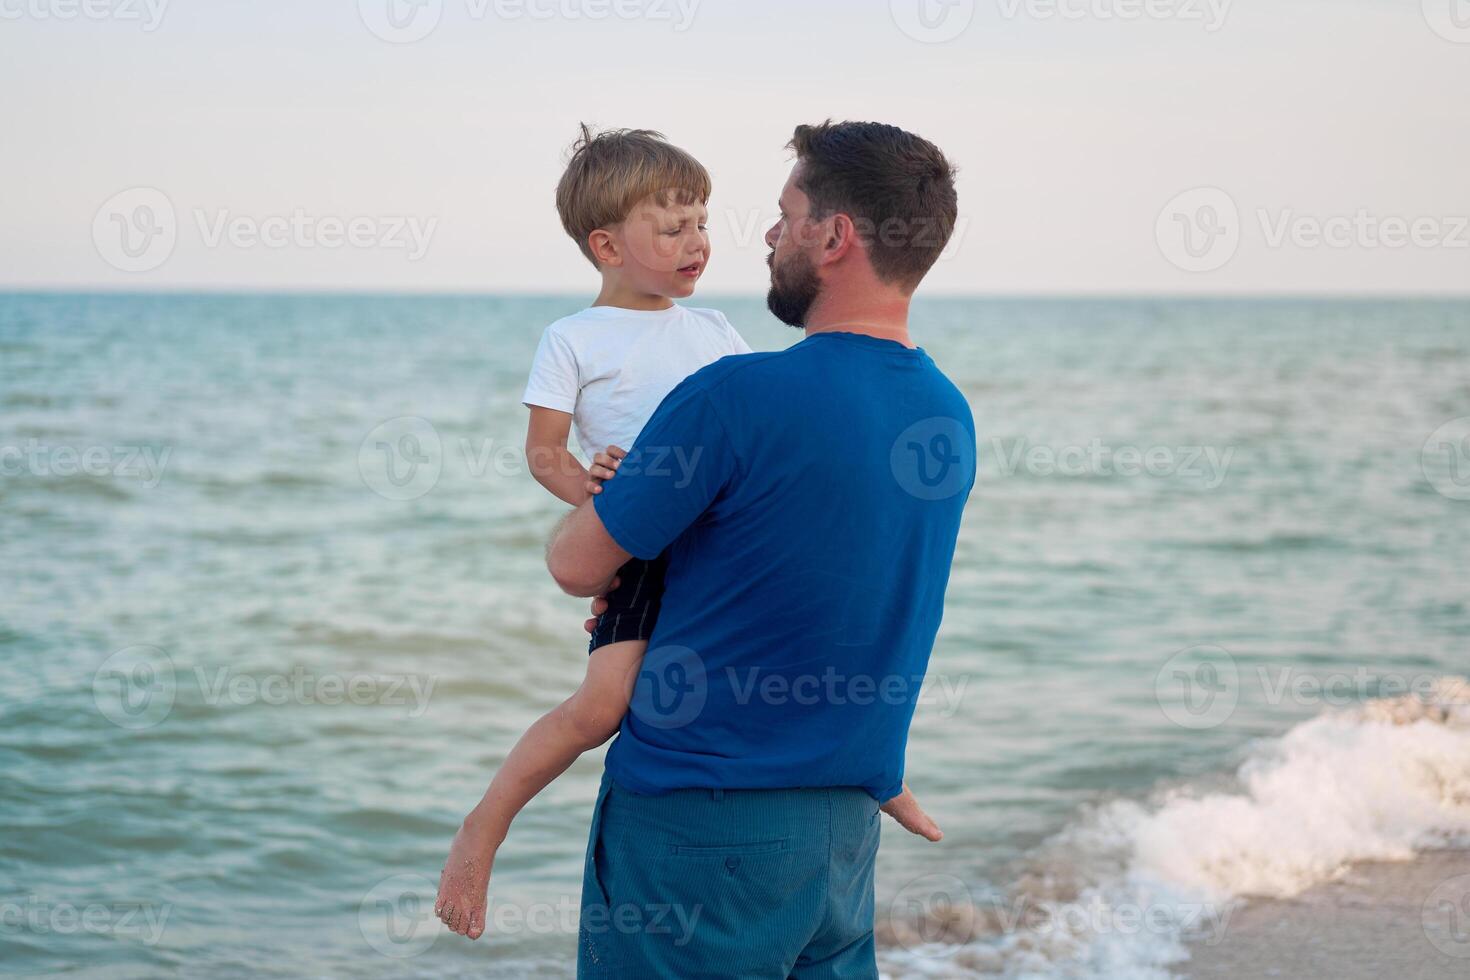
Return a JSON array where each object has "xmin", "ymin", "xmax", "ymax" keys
[{"xmin": 2, "ymin": 294, "xmax": 1468, "ymax": 978}]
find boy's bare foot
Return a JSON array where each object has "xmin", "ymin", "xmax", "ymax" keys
[
  {"xmin": 435, "ymin": 818, "xmax": 497, "ymax": 939},
  {"xmin": 880, "ymin": 783, "xmax": 943, "ymax": 841}
]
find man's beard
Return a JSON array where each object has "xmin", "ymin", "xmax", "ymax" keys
[{"xmin": 765, "ymin": 249, "xmax": 820, "ymax": 329}]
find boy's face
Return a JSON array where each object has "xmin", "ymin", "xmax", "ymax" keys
[{"xmin": 611, "ymin": 194, "xmax": 710, "ymax": 299}]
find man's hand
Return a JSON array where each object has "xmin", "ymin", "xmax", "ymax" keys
[
  {"xmin": 880, "ymin": 783, "xmax": 943, "ymax": 841},
  {"xmin": 583, "ymin": 577, "xmax": 620, "ymax": 634},
  {"xmin": 584, "ymin": 445, "xmax": 626, "ymax": 498}
]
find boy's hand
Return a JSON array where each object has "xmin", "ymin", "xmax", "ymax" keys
[
  {"xmin": 584, "ymin": 445, "xmax": 627, "ymax": 497},
  {"xmin": 436, "ymin": 816, "xmax": 497, "ymax": 939},
  {"xmin": 583, "ymin": 577, "xmax": 619, "ymax": 634},
  {"xmin": 880, "ymin": 782, "xmax": 943, "ymax": 842}
]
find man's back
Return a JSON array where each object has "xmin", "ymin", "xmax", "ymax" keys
[{"xmin": 593, "ymin": 329, "xmax": 976, "ymax": 802}]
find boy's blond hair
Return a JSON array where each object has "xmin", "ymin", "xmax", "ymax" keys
[{"xmin": 555, "ymin": 124, "xmax": 712, "ymax": 268}]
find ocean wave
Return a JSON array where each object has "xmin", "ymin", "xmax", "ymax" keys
[
  {"xmin": 1167, "ymin": 531, "xmax": 1342, "ymax": 554},
  {"xmin": 4, "ymin": 472, "xmax": 137, "ymax": 503},
  {"xmin": 186, "ymin": 469, "xmax": 334, "ymax": 493},
  {"xmin": 288, "ymin": 619, "xmax": 493, "ymax": 655},
  {"xmin": 877, "ymin": 678, "xmax": 1470, "ymax": 979}
]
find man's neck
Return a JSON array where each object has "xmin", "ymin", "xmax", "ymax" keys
[{"xmin": 802, "ymin": 289, "xmax": 915, "ymax": 349}]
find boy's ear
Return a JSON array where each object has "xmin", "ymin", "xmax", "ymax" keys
[{"xmin": 588, "ymin": 229, "xmax": 621, "ymax": 268}]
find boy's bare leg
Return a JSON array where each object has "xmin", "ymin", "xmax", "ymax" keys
[{"xmin": 435, "ymin": 638, "xmax": 647, "ymax": 938}]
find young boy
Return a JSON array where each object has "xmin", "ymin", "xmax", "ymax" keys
[
  {"xmin": 432, "ymin": 126, "xmax": 750, "ymax": 940},
  {"xmin": 433, "ymin": 126, "xmax": 940, "ymax": 943}
]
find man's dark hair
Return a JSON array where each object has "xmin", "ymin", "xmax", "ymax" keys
[{"xmin": 787, "ymin": 120, "xmax": 958, "ymax": 292}]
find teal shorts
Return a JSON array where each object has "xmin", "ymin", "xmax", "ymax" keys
[{"xmin": 577, "ymin": 768, "xmax": 881, "ymax": 978}]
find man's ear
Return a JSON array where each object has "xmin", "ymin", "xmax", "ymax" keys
[
  {"xmin": 820, "ymin": 213, "xmax": 861, "ymax": 267},
  {"xmin": 588, "ymin": 228, "xmax": 621, "ymax": 267}
]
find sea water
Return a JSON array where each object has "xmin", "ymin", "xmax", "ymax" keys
[{"xmin": 2, "ymin": 294, "xmax": 1468, "ymax": 978}]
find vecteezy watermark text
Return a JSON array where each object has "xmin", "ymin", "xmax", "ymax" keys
[
  {"xmin": 358, "ymin": 874, "xmax": 704, "ymax": 959},
  {"xmin": 357, "ymin": 416, "xmax": 706, "ymax": 502},
  {"xmin": 882, "ymin": 872, "xmax": 1236, "ymax": 958},
  {"xmin": 358, "ymin": 0, "xmax": 702, "ymax": 44},
  {"xmin": 193, "ymin": 209, "xmax": 436, "ymax": 260},
  {"xmin": 627, "ymin": 643, "xmax": 973, "ymax": 730},
  {"xmin": 1, "ymin": 440, "xmax": 171, "ymax": 489},
  {"xmin": 0, "ymin": 897, "xmax": 171, "ymax": 946},
  {"xmin": 988, "ymin": 437, "xmax": 1234, "ymax": 489},
  {"xmin": 0, "ymin": 0, "xmax": 169, "ymax": 30},
  {"xmin": 92, "ymin": 187, "xmax": 437, "ymax": 274},
  {"xmin": 726, "ymin": 667, "xmax": 969, "ymax": 719},
  {"xmin": 92, "ymin": 646, "xmax": 437, "ymax": 729},
  {"xmin": 995, "ymin": 0, "xmax": 1230, "ymax": 31},
  {"xmin": 1155, "ymin": 647, "xmax": 1467, "ymax": 730},
  {"xmin": 1157, "ymin": 187, "xmax": 1470, "ymax": 273},
  {"xmin": 890, "ymin": 0, "xmax": 1230, "ymax": 44}
]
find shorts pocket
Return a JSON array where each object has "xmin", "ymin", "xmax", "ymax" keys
[{"xmin": 669, "ymin": 838, "xmax": 789, "ymax": 857}]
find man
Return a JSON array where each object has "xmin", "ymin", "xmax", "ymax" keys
[{"xmin": 454, "ymin": 119, "xmax": 973, "ymax": 977}]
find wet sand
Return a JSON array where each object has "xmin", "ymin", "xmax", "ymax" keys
[{"xmin": 1185, "ymin": 850, "xmax": 1470, "ymax": 979}]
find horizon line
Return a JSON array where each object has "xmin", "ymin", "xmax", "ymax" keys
[{"xmin": 4, "ymin": 286, "xmax": 1470, "ymax": 302}]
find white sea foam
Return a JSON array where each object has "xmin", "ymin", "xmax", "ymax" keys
[{"xmin": 879, "ymin": 678, "xmax": 1470, "ymax": 979}]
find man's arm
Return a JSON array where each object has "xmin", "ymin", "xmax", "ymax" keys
[{"xmin": 546, "ymin": 499, "xmax": 631, "ymax": 597}]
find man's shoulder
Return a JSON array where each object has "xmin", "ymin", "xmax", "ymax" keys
[
  {"xmin": 679, "ymin": 343, "xmax": 806, "ymax": 396},
  {"xmin": 914, "ymin": 365, "xmax": 975, "ymax": 444},
  {"xmin": 925, "ymin": 359, "xmax": 974, "ymax": 416}
]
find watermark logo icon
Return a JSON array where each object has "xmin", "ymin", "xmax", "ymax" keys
[
  {"xmin": 93, "ymin": 646, "xmax": 177, "ymax": 730},
  {"xmin": 891, "ymin": 417, "xmax": 975, "ymax": 500},
  {"xmin": 360, "ymin": 874, "xmax": 440, "ymax": 957},
  {"xmin": 885, "ymin": 873, "xmax": 976, "ymax": 955},
  {"xmin": 890, "ymin": 0, "xmax": 975, "ymax": 42},
  {"xmin": 1156, "ymin": 187, "xmax": 1240, "ymax": 273},
  {"xmin": 359, "ymin": 0, "xmax": 443, "ymax": 43},
  {"xmin": 359, "ymin": 417, "xmax": 443, "ymax": 501},
  {"xmin": 1155, "ymin": 645, "xmax": 1238, "ymax": 729},
  {"xmin": 628, "ymin": 645, "xmax": 707, "ymax": 730},
  {"xmin": 1422, "ymin": 416, "xmax": 1470, "ymax": 501},
  {"xmin": 93, "ymin": 187, "xmax": 177, "ymax": 273},
  {"xmin": 1423, "ymin": 0, "xmax": 1470, "ymax": 43},
  {"xmin": 1422, "ymin": 874, "xmax": 1470, "ymax": 959}
]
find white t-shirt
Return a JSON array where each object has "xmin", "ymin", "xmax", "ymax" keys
[{"xmin": 522, "ymin": 304, "xmax": 754, "ymax": 460}]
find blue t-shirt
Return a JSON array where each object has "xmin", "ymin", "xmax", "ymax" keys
[{"xmin": 592, "ymin": 330, "xmax": 975, "ymax": 802}]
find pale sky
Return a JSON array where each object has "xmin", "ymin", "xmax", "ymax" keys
[{"xmin": 2, "ymin": 0, "xmax": 1468, "ymax": 295}]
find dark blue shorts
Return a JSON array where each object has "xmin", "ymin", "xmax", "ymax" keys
[
  {"xmin": 587, "ymin": 552, "xmax": 669, "ymax": 653},
  {"xmin": 577, "ymin": 769, "xmax": 881, "ymax": 978}
]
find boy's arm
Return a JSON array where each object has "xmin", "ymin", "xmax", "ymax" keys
[
  {"xmin": 435, "ymin": 636, "xmax": 642, "ymax": 939},
  {"xmin": 526, "ymin": 407, "xmax": 593, "ymax": 507}
]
